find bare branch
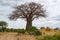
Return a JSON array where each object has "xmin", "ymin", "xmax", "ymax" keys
[{"xmin": 9, "ymin": 2, "xmax": 46, "ymax": 21}]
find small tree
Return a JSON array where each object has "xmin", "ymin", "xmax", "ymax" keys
[
  {"xmin": 0, "ymin": 21, "xmax": 8, "ymax": 32},
  {"xmin": 9, "ymin": 2, "xmax": 46, "ymax": 30}
]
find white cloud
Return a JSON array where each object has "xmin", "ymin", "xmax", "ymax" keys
[{"xmin": 0, "ymin": 0, "xmax": 60, "ymax": 29}]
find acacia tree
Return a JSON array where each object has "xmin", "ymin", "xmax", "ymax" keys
[
  {"xmin": 0, "ymin": 21, "xmax": 8, "ymax": 32},
  {"xmin": 9, "ymin": 2, "xmax": 46, "ymax": 30}
]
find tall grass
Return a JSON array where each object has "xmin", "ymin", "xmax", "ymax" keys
[
  {"xmin": 43, "ymin": 35, "xmax": 53, "ymax": 40},
  {"xmin": 53, "ymin": 34, "xmax": 60, "ymax": 40},
  {"xmin": 36, "ymin": 34, "xmax": 60, "ymax": 40}
]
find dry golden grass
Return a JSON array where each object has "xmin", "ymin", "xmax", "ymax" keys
[
  {"xmin": 40, "ymin": 28, "xmax": 60, "ymax": 35},
  {"xmin": 0, "ymin": 32, "xmax": 17, "ymax": 40},
  {"xmin": 0, "ymin": 32, "xmax": 35, "ymax": 40},
  {"xmin": 0, "ymin": 28, "xmax": 60, "ymax": 40}
]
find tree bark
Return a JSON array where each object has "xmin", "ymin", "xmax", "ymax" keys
[{"xmin": 26, "ymin": 19, "xmax": 32, "ymax": 30}]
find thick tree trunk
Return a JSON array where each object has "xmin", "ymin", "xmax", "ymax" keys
[{"xmin": 26, "ymin": 19, "xmax": 32, "ymax": 30}]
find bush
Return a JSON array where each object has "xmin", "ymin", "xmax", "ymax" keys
[
  {"xmin": 17, "ymin": 29, "xmax": 26, "ymax": 34},
  {"xmin": 6, "ymin": 28, "xmax": 17, "ymax": 32},
  {"xmin": 54, "ymin": 28, "xmax": 60, "ymax": 30},
  {"xmin": 29, "ymin": 26, "xmax": 38, "ymax": 31},
  {"xmin": 40, "ymin": 27, "xmax": 45, "ymax": 29},
  {"xmin": 0, "ymin": 28, "xmax": 6, "ymax": 32},
  {"xmin": 6, "ymin": 28, "xmax": 26, "ymax": 33},
  {"xmin": 28, "ymin": 26, "xmax": 41, "ymax": 36},
  {"xmin": 6, "ymin": 28, "xmax": 10, "ymax": 32},
  {"xmin": 34, "ymin": 30, "xmax": 41, "ymax": 36},
  {"xmin": 0, "ymin": 28, "xmax": 2, "ymax": 32}
]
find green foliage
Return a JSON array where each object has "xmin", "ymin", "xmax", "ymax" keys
[
  {"xmin": 34, "ymin": 30, "xmax": 41, "ymax": 36},
  {"xmin": 29, "ymin": 26, "xmax": 38, "ymax": 31},
  {"xmin": 17, "ymin": 29, "xmax": 26, "ymax": 34},
  {"xmin": 36, "ymin": 34, "xmax": 60, "ymax": 40},
  {"xmin": 0, "ymin": 21, "xmax": 8, "ymax": 32},
  {"xmin": 0, "ymin": 21, "xmax": 7, "ymax": 26},
  {"xmin": 44, "ymin": 34, "xmax": 60, "ymax": 40},
  {"xmin": 6, "ymin": 28, "xmax": 17, "ymax": 32},
  {"xmin": 40, "ymin": 27, "xmax": 45, "ymax": 29},
  {"xmin": 43, "ymin": 35, "xmax": 53, "ymax": 40},
  {"xmin": 6, "ymin": 28, "xmax": 26, "ymax": 34},
  {"xmin": 28, "ymin": 26, "xmax": 41, "ymax": 36},
  {"xmin": 0, "ymin": 28, "xmax": 3, "ymax": 32},
  {"xmin": 53, "ymin": 34, "xmax": 60, "ymax": 40},
  {"xmin": 6, "ymin": 28, "xmax": 10, "ymax": 32}
]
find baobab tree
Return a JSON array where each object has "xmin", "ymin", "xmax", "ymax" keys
[{"xmin": 9, "ymin": 2, "xmax": 46, "ymax": 30}]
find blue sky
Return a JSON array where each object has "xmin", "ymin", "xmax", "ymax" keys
[{"xmin": 0, "ymin": 0, "xmax": 60, "ymax": 29}]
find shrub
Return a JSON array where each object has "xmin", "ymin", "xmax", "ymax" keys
[
  {"xmin": 28, "ymin": 26, "xmax": 41, "ymax": 36},
  {"xmin": 29, "ymin": 26, "xmax": 38, "ymax": 32},
  {"xmin": 6, "ymin": 28, "xmax": 17, "ymax": 32},
  {"xmin": 6, "ymin": 28, "xmax": 10, "ymax": 32},
  {"xmin": 54, "ymin": 28, "xmax": 60, "ymax": 30},
  {"xmin": 34, "ymin": 30, "xmax": 41, "ymax": 36},
  {"xmin": 40, "ymin": 27, "xmax": 45, "ymax": 29},
  {"xmin": 0, "ymin": 28, "xmax": 2, "ymax": 32},
  {"xmin": 17, "ymin": 29, "xmax": 26, "ymax": 34}
]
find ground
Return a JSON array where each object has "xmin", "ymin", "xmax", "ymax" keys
[
  {"xmin": 0, "ymin": 32, "xmax": 35, "ymax": 40},
  {"xmin": 0, "ymin": 28, "xmax": 60, "ymax": 40}
]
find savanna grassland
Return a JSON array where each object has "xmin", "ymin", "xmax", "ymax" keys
[{"xmin": 0, "ymin": 28, "xmax": 60, "ymax": 40}]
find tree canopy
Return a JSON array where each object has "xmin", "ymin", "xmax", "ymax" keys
[
  {"xmin": 0, "ymin": 21, "xmax": 7, "ymax": 26},
  {"xmin": 9, "ymin": 2, "xmax": 46, "ymax": 30}
]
